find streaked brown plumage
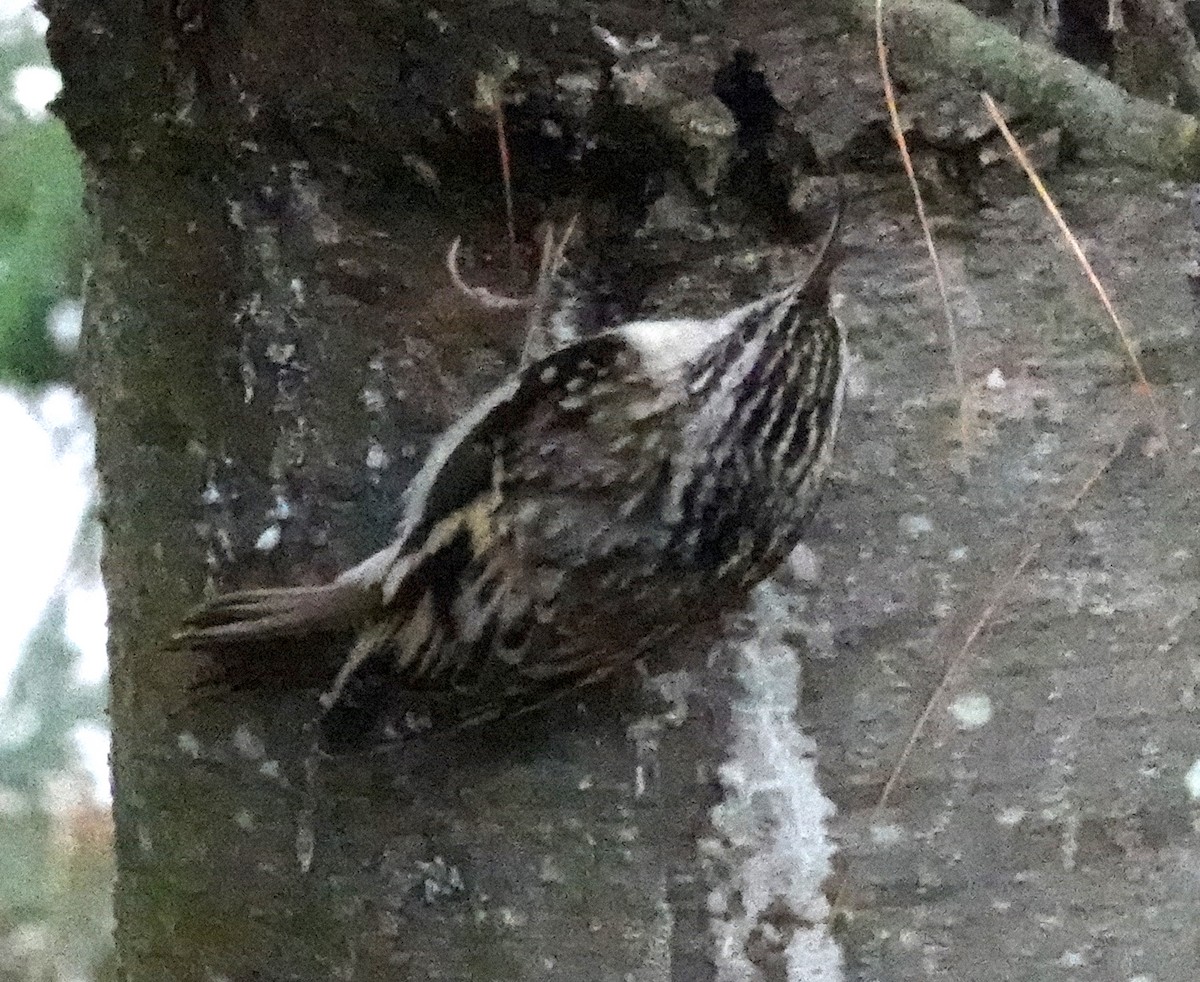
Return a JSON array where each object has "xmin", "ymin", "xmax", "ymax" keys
[{"xmin": 173, "ymin": 207, "xmax": 847, "ymax": 749}]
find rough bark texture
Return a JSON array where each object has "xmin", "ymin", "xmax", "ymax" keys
[
  {"xmin": 849, "ymin": 0, "xmax": 1200, "ymax": 177},
  {"xmin": 44, "ymin": 1, "xmax": 1200, "ymax": 980}
]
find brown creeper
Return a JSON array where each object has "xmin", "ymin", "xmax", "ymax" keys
[{"xmin": 173, "ymin": 208, "xmax": 847, "ymax": 748}]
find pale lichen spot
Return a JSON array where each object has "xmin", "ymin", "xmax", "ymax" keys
[
  {"xmin": 265, "ymin": 341, "xmax": 296, "ymax": 365},
  {"xmin": 995, "ymin": 806, "xmax": 1027, "ymax": 827},
  {"xmin": 949, "ymin": 692, "xmax": 993, "ymax": 730},
  {"xmin": 232, "ymin": 725, "xmax": 265, "ymax": 760},
  {"xmin": 258, "ymin": 759, "xmax": 282, "ymax": 781},
  {"xmin": 417, "ymin": 856, "xmax": 464, "ymax": 903},
  {"xmin": 361, "ymin": 386, "xmax": 386, "ymax": 412},
  {"xmin": 254, "ymin": 524, "xmax": 282, "ymax": 552},
  {"xmin": 985, "ymin": 367, "xmax": 1007, "ymax": 391},
  {"xmin": 234, "ymin": 809, "xmax": 256, "ymax": 831},
  {"xmin": 844, "ymin": 349, "xmax": 869, "ymax": 398},
  {"xmin": 900, "ymin": 513, "xmax": 934, "ymax": 538},
  {"xmin": 1034, "ymin": 431, "xmax": 1061, "ymax": 458},
  {"xmin": 216, "ymin": 527, "xmax": 236, "ymax": 562},
  {"xmin": 296, "ymin": 823, "xmax": 314, "ymax": 874},
  {"xmin": 869, "ymin": 823, "xmax": 903, "ymax": 846},
  {"xmin": 785, "ymin": 542, "xmax": 821, "ymax": 583},
  {"xmin": 1184, "ymin": 758, "xmax": 1200, "ymax": 799},
  {"xmin": 176, "ymin": 731, "xmax": 202, "ymax": 758},
  {"xmin": 498, "ymin": 906, "xmax": 528, "ymax": 928},
  {"xmin": 311, "ymin": 212, "xmax": 341, "ymax": 245},
  {"xmin": 366, "ymin": 440, "xmax": 390, "ymax": 470},
  {"xmin": 539, "ymin": 856, "xmax": 566, "ymax": 884}
]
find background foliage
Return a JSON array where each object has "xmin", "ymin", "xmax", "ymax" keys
[
  {"xmin": 0, "ymin": 10, "xmax": 111, "ymax": 982},
  {"xmin": 0, "ymin": 19, "xmax": 82, "ymax": 385}
]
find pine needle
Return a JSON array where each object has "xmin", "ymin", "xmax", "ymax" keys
[
  {"xmin": 980, "ymin": 92, "xmax": 1168, "ymax": 449},
  {"xmin": 875, "ymin": 0, "xmax": 970, "ymax": 452}
]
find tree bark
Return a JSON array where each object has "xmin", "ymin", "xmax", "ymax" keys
[
  {"xmin": 45, "ymin": 2, "xmax": 844, "ymax": 979},
  {"xmin": 841, "ymin": 0, "xmax": 1200, "ymax": 176},
  {"xmin": 44, "ymin": 1, "xmax": 1200, "ymax": 981}
]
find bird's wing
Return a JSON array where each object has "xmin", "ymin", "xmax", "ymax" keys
[
  {"xmin": 315, "ymin": 328, "xmax": 691, "ymax": 741},
  {"xmin": 399, "ymin": 329, "xmax": 684, "ymax": 541}
]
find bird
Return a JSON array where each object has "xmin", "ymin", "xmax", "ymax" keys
[{"xmin": 172, "ymin": 205, "xmax": 848, "ymax": 750}]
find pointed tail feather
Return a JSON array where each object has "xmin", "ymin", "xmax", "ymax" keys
[
  {"xmin": 170, "ymin": 581, "xmax": 372, "ymax": 650},
  {"xmin": 170, "ymin": 580, "xmax": 377, "ymax": 695}
]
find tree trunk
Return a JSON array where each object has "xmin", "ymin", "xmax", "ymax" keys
[
  {"xmin": 44, "ymin": 2, "xmax": 844, "ymax": 979},
  {"xmin": 44, "ymin": 1, "xmax": 1200, "ymax": 980}
]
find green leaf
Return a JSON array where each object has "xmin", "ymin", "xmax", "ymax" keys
[{"xmin": 0, "ymin": 110, "xmax": 84, "ymax": 384}]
